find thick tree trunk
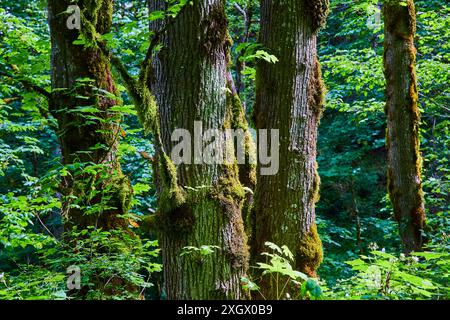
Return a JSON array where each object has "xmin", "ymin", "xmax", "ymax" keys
[
  {"xmin": 252, "ymin": 0, "xmax": 329, "ymax": 297},
  {"xmin": 148, "ymin": 0, "xmax": 248, "ymax": 299},
  {"xmin": 384, "ymin": 0, "xmax": 425, "ymax": 253},
  {"xmin": 48, "ymin": 0, "xmax": 132, "ymax": 229}
]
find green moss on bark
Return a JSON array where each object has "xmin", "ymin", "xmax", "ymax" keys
[
  {"xmin": 296, "ymin": 224, "xmax": 323, "ymax": 277},
  {"xmin": 137, "ymin": 86, "xmax": 159, "ymax": 135},
  {"xmin": 140, "ymin": 214, "xmax": 157, "ymax": 235},
  {"xmin": 112, "ymin": 173, "xmax": 134, "ymax": 214},
  {"xmin": 311, "ymin": 162, "xmax": 321, "ymax": 204},
  {"xmin": 384, "ymin": 0, "xmax": 424, "ymax": 253},
  {"xmin": 308, "ymin": 56, "xmax": 326, "ymax": 119},
  {"xmin": 158, "ymin": 154, "xmax": 187, "ymax": 214},
  {"xmin": 224, "ymin": 83, "xmax": 257, "ymax": 240}
]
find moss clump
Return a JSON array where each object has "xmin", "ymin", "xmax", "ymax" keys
[
  {"xmin": 157, "ymin": 202, "xmax": 195, "ymax": 235},
  {"xmin": 140, "ymin": 214, "xmax": 157, "ymax": 235},
  {"xmin": 156, "ymin": 154, "xmax": 194, "ymax": 235},
  {"xmin": 64, "ymin": 168, "xmax": 133, "ymax": 230},
  {"xmin": 215, "ymin": 165, "xmax": 246, "ymax": 204},
  {"xmin": 308, "ymin": 56, "xmax": 326, "ymax": 119},
  {"xmin": 137, "ymin": 85, "xmax": 159, "ymax": 135},
  {"xmin": 224, "ymin": 31, "xmax": 234, "ymax": 67},
  {"xmin": 229, "ymin": 93, "xmax": 248, "ymax": 131},
  {"xmin": 158, "ymin": 154, "xmax": 186, "ymax": 214},
  {"xmin": 134, "ymin": 59, "xmax": 159, "ymax": 135},
  {"xmin": 406, "ymin": 0, "xmax": 417, "ymax": 36},
  {"xmin": 199, "ymin": 164, "xmax": 249, "ymax": 269},
  {"xmin": 217, "ymin": 185, "xmax": 249, "ymax": 269},
  {"xmin": 78, "ymin": 0, "xmax": 113, "ymax": 46},
  {"xmin": 95, "ymin": 0, "xmax": 113, "ymax": 34},
  {"xmin": 296, "ymin": 224, "xmax": 323, "ymax": 277},
  {"xmin": 113, "ymin": 174, "xmax": 134, "ymax": 214},
  {"xmin": 305, "ymin": 0, "xmax": 330, "ymax": 33},
  {"xmin": 310, "ymin": 162, "xmax": 321, "ymax": 204}
]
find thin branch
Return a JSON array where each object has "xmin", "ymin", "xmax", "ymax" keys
[
  {"xmin": 0, "ymin": 70, "xmax": 52, "ymax": 100},
  {"xmin": 19, "ymin": 78, "xmax": 52, "ymax": 100},
  {"xmin": 108, "ymin": 52, "xmax": 143, "ymax": 107},
  {"xmin": 2, "ymin": 97, "xmax": 20, "ymax": 104},
  {"xmin": 33, "ymin": 212, "xmax": 58, "ymax": 240},
  {"xmin": 234, "ymin": 2, "xmax": 247, "ymax": 19},
  {"xmin": 419, "ymin": 92, "xmax": 450, "ymax": 113}
]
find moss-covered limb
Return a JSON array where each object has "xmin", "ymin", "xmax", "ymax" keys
[
  {"xmin": 107, "ymin": 31, "xmax": 181, "ymax": 237},
  {"xmin": 384, "ymin": 0, "xmax": 425, "ymax": 253},
  {"xmin": 109, "ymin": 53, "xmax": 142, "ymax": 105},
  {"xmin": 214, "ymin": 168, "xmax": 249, "ymax": 271},
  {"xmin": 0, "ymin": 69, "xmax": 52, "ymax": 100},
  {"xmin": 75, "ymin": 0, "xmax": 113, "ymax": 47},
  {"xmin": 1, "ymin": 70, "xmax": 55, "ymax": 123},
  {"xmin": 113, "ymin": 0, "xmax": 190, "ymax": 130}
]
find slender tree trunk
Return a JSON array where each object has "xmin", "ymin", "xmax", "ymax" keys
[
  {"xmin": 148, "ymin": 0, "xmax": 248, "ymax": 299},
  {"xmin": 384, "ymin": 0, "xmax": 425, "ymax": 253},
  {"xmin": 48, "ymin": 0, "xmax": 132, "ymax": 229},
  {"xmin": 251, "ymin": 0, "xmax": 329, "ymax": 297},
  {"xmin": 234, "ymin": 2, "xmax": 254, "ymax": 105}
]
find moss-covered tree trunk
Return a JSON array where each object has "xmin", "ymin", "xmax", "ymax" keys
[
  {"xmin": 226, "ymin": 71, "xmax": 257, "ymax": 238},
  {"xmin": 148, "ymin": 0, "xmax": 248, "ymax": 299},
  {"xmin": 251, "ymin": 0, "xmax": 329, "ymax": 297},
  {"xmin": 48, "ymin": 0, "xmax": 132, "ymax": 229},
  {"xmin": 384, "ymin": 0, "xmax": 425, "ymax": 253}
]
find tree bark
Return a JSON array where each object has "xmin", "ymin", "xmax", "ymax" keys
[
  {"xmin": 252, "ymin": 0, "xmax": 329, "ymax": 297},
  {"xmin": 384, "ymin": 0, "xmax": 425, "ymax": 253},
  {"xmin": 148, "ymin": 0, "xmax": 249, "ymax": 299},
  {"xmin": 48, "ymin": 0, "xmax": 132, "ymax": 229}
]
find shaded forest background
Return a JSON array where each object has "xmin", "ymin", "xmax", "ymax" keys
[{"xmin": 0, "ymin": 0, "xmax": 448, "ymax": 299}]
